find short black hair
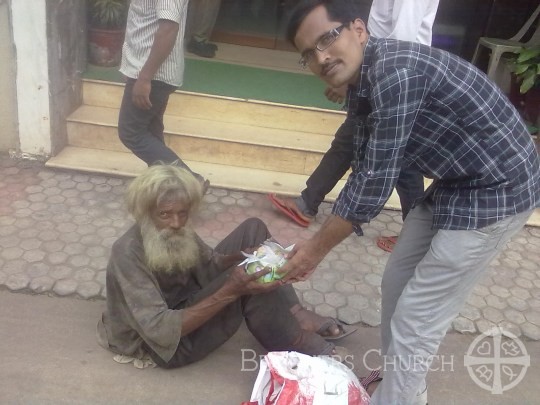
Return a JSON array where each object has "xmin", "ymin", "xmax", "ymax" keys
[{"xmin": 286, "ymin": 0, "xmax": 365, "ymax": 45}]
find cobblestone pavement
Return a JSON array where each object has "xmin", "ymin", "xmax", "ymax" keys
[{"xmin": 1, "ymin": 155, "xmax": 539, "ymax": 340}]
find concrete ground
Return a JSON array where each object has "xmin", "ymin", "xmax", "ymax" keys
[
  {"xmin": 1, "ymin": 291, "xmax": 539, "ymax": 405},
  {"xmin": 0, "ymin": 154, "xmax": 539, "ymax": 404}
]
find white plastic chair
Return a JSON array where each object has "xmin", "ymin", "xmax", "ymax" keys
[{"xmin": 471, "ymin": 4, "xmax": 540, "ymax": 80}]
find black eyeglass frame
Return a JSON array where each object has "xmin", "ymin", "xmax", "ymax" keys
[{"xmin": 298, "ymin": 23, "xmax": 350, "ymax": 69}]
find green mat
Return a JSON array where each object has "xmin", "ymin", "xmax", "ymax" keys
[{"xmin": 83, "ymin": 58, "xmax": 341, "ymax": 111}]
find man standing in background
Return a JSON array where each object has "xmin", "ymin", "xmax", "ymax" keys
[
  {"xmin": 186, "ymin": 0, "xmax": 222, "ymax": 58},
  {"xmin": 118, "ymin": 0, "xmax": 207, "ymax": 189}
]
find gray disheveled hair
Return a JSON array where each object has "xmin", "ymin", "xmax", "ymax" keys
[{"xmin": 126, "ymin": 163, "xmax": 203, "ymax": 222}]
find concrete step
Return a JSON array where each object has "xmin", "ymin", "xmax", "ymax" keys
[
  {"xmin": 49, "ymin": 80, "xmax": 540, "ymax": 226},
  {"xmin": 50, "ymin": 79, "xmax": 376, "ymax": 206},
  {"xmin": 45, "ymin": 146, "xmax": 356, "ymax": 203},
  {"xmin": 66, "ymin": 105, "xmax": 335, "ymax": 176},
  {"xmin": 83, "ymin": 80, "xmax": 346, "ymax": 135},
  {"xmin": 47, "ymin": 147, "xmax": 540, "ymax": 227}
]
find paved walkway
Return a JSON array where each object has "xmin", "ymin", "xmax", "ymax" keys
[
  {"xmin": 0, "ymin": 154, "xmax": 539, "ymax": 340},
  {"xmin": 3, "ymin": 291, "xmax": 539, "ymax": 404}
]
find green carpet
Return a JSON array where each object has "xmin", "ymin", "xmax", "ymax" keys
[{"xmin": 83, "ymin": 58, "xmax": 341, "ymax": 111}]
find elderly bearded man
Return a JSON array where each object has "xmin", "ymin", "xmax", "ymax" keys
[{"xmin": 97, "ymin": 164, "xmax": 350, "ymax": 369}]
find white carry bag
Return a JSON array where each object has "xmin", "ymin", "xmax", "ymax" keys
[{"xmin": 242, "ymin": 351, "xmax": 370, "ymax": 405}]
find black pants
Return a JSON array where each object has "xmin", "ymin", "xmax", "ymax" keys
[
  {"xmin": 118, "ymin": 78, "xmax": 202, "ymax": 180},
  {"xmin": 301, "ymin": 117, "xmax": 424, "ymax": 219},
  {"xmin": 149, "ymin": 218, "xmax": 332, "ymax": 368}
]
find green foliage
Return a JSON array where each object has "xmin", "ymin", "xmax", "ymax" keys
[
  {"xmin": 88, "ymin": 0, "xmax": 128, "ymax": 30},
  {"xmin": 510, "ymin": 46, "xmax": 540, "ymax": 94}
]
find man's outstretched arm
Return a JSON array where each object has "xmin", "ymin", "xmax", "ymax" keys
[{"xmin": 279, "ymin": 215, "xmax": 355, "ymax": 282}]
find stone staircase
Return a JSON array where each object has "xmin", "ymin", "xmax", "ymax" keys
[
  {"xmin": 45, "ymin": 79, "xmax": 540, "ymax": 226},
  {"xmin": 46, "ymin": 79, "xmax": 402, "ymax": 208}
]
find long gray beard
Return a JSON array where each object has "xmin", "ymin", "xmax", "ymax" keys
[{"xmin": 140, "ymin": 219, "xmax": 201, "ymax": 274}]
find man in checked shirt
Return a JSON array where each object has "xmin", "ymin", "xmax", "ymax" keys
[{"xmin": 279, "ymin": 1, "xmax": 540, "ymax": 404}]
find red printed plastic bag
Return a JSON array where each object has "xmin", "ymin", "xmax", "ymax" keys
[{"xmin": 242, "ymin": 351, "xmax": 370, "ymax": 405}]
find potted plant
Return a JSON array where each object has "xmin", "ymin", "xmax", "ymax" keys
[
  {"xmin": 509, "ymin": 46, "xmax": 540, "ymax": 134},
  {"xmin": 512, "ymin": 46, "xmax": 540, "ymax": 94},
  {"xmin": 87, "ymin": 0, "xmax": 129, "ymax": 67}
]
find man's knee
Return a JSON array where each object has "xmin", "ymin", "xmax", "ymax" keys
[
  {"xmin": 117, "ymin": 116, "xmax": 138, "ymax": 149},
  {"xmin": 237, "ymin": 218, "xmax": 271, "ymax": 241},
  {"xmin": 118, "ymin": 129, "xmax": 133, "ymax": 149},
  {"xmin": 241, "ymin": 217, "xmax": 267, "ymax": 231}
]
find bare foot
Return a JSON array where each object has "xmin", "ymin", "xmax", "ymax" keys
[
  {"xmin": 376, "ymin": 235, "xmax": 398, "ymax": 253},
  {"xmin": 290, "ymin": 304, "xmax": 342, "ymax": 338}
]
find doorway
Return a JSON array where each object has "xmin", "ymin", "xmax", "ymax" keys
[{"xmin": 211, "ymin": 0, "xmax": 292, "ymax": 50}]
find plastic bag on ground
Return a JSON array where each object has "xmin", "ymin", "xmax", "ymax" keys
[{"xmin": 242, "ymin": 351, "xmax": 370, "ymax": 405}]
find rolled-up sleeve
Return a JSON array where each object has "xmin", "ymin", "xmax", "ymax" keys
[{"xmin": 156, "ymin": 0, "xmax": 187, "ymax": 23}]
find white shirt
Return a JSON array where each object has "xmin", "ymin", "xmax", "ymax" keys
[
  {"xmin": 120, "ymin": 0, "xmax": 188, "ymax": 86},
  {"xmin": 367, "ymin": 0, "xmax": 440, "ymax": 45}
]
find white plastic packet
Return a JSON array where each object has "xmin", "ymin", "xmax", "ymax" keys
[
  {"xmin": 239, "ymin": 240, "xmax": 294, "ymax": 283},
  {"xmin": 243, "ymin": 351, "xmax": 370, "ymax": 405}
]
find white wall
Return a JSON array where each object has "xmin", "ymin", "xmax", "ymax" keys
[
  {"xmin": 11, "ymin": 0, "xmax": 51, "ymax": 157},
  {"xmin": 0, "ymin": 0, "xmax": 18, "ymax": 152}
]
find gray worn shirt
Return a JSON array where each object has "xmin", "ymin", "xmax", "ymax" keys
[{"xmin": 97, "ymin": 225, "xmax": 215, "ymax": 362}]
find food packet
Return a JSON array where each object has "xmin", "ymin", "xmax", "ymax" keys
[{"xmin": 239, "ymin": 240, "xmax": 294, "ymax": 283}]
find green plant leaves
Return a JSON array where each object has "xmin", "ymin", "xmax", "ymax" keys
[
  {"xmin": 88, "ymin": 0, "xmax": 128, "ymax": 29},
  {"xmin": 511, "ymin": 46, "xmax": 540, "ymax": 94}
]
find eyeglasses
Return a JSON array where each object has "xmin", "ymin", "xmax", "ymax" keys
[{"xmin": 298, "ymin": 23, "xmax": 348, "ymax": 69}]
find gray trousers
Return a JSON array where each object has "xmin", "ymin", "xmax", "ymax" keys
[
  {"xmin": 148, "ymin": 218, "xmax": 332, "ymax": 368},
  {"xmin": 186, "ymin": 0, "xmax": 222, "ymax": 42},
  {"xmin": 371, "ymin": 202, "xmax": 533, "ymax": 405}
]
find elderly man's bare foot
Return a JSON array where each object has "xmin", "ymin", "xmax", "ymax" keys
[{"xmin": 290, "ymin": 304, "xmax": 357, "ymax": 340}]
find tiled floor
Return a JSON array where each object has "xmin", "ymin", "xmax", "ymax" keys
[{"xmin": 1, "ymin": 154, "xmax": 539, "ymax": 340}]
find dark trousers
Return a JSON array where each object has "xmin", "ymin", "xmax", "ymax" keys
[
  {"xmin": 118, "ymin": 79, "xmax": 202, "ymax": 180},
  {"xmin": 150, "ymin": 218, "xmax": 332, "ymax": 368},
  {"xmin": 301, "ymin": 119, "xmax": 424, "ymax": 220}
]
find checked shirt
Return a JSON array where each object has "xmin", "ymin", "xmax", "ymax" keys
[{"xmin": 333, "ymin": 37, "xmax": 540, "ymax": 232}]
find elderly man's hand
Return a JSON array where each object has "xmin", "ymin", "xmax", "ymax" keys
[
  {"xmin": 278, "ymin": 240, "xmax": 326, "ymax": 283},
  {"xmin": 222, "ymin": 266, "xmax": 280, "ymax": 297},
  {"xmin": 215, "ymin": 247, "xmax": 259, "ymax": 271}
]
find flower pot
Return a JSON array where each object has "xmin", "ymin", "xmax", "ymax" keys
[{"xmin": 88, "ymin": 27, "xmax": 125, "ymax": 67}]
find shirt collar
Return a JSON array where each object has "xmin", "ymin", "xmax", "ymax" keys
[{"xmin": 352, "ymin": 35, "xmax": 376, "ymax": 98}]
